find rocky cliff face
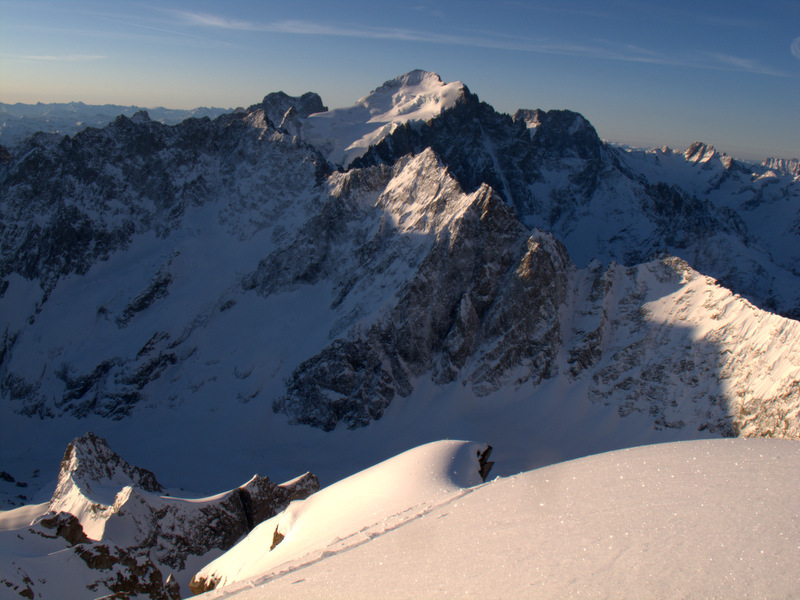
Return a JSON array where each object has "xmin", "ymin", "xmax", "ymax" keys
[
  {"xmin": 272, "ymin": 169, "xmax": 570, "ymax": 429},
  {"xmin": 564, "ymin": 256, "xmax": 800, "ymax": 437},
  {"xmin": 1, "ymin": 81, "xmax": 799, "ymax": 438},
  {"xmin": 762, "ymin": 156, "xmax": 800, "ymax": 177},
  {"xmin": 351, "ymin": 88, "xmax": 800, "ymax": 319},
  {"xmin": 2, "ymin": 70, "xmax": 800, "ymax": 598}
]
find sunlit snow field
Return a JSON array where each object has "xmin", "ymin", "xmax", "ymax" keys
[{"xmin": 194, "ymin": 438, "xmax": 799, "ymax": 599}]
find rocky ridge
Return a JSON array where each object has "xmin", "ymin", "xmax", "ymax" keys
[
  {"xmin": 1, "ymin": 77, "xmax": 799, "ymax": 438},
  {"xmin": 762, "ymin": 156, "xmax": 800, "ymax": 177},
  {"xmin": 1, "ymin": 70, "xmax": 800, "ymax": 598},
  {"xmin": 0, "ymin": 433, "xmax": 319, "ymax": 599},
  {"xmin": 0, "ymin": 101, "xmax": 230, "ymax": 149},
  {"xmin": 0, "ymin": 107, "xmax": 329, "ymax": 295}
]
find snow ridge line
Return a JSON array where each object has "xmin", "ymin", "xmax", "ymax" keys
[{"xmin": 205, "ymin": 483, "xmax": 490, "ymax": 596}]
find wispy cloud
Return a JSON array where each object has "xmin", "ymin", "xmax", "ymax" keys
[
  {"xmin": 177, "ymin": 12, "xmax": 260, "ymax": 30},
  {"xmin": 708, "ymin": 53, "xmax": 788, "ymax": 77},
  {"xmin": 612, "ymin": 0, "xmax": 771, "ymax": 30},
  {"xmin": 172, "ymin": 10, "xmax": 791, "ymax": 77},
  {"xmin": 704, "ymin": 52, "xmax": 789, "ymax": 77},
  {"xmin": 6, "ymin": 54, "xmax": 106, "ymax": 62},
  {"xmin": 172, "ymin": 12, "xmax": 437, "ymax": 40}
]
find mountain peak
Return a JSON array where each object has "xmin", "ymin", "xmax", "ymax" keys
[
  {"xmin": 303, "ymin": 71, "xmax": 466, "ymax": 167},
  {"xmin": 356, "ymin": 70, "xmax": 466, "ymax": 109},
  {"xmin": 55, "ymin": 432, "xmax": 163, "ymax": 501},
  {"xmin": 762, "ymin": 156, "xmax": 800, "ymax": 177},
  {"xmin": 130, "ymin": 110, "xmax": 151, "ymax": 125},
  {"xmin": 257, "ymin": 91, "xmax": 327, "ymax": 124},
  {"xmin": 527, "ymin": 109, "xmax": 602, "ymax": 160},
  {"xmin": 382, "ymin": 69, "xmax": 445, "ymax": 88},
  {"xmin": 684, "ymin": 141, "xmax": 718, "ymax": 163}
]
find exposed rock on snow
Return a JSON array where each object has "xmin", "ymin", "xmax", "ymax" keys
[
  {"xmin": 1, "ymin": 71, "xmax": 800, "ymax": 598},
  {"xmin": 0, "ymin": 433, "xmax": 319, "ymax": 599},
  {"xmin": 0, "ymin": 102, "xmax": 329, "ymax": 295},
  {"xmin": 763, "ymin": 156, "xmax": 800, "ymax": 177},
  {"xmin": 569, "ymin": 257, "xmax": 800, "ymax": 437},
  {"xmin": 52, "ymin": 431, "xmax": 163, "ymax": 512},
  {"xmin": 272, "ymin": 152, "xmax": 571, "ymax": 428},
  {"xmin": 191, "ymin": 440, "xmax": 492, "ymax": 593}
]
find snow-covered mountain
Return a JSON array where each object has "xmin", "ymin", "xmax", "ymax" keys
[
  {"xmin": 298, "ymin": 70, "xmax": 466, "ymax": 167},
  {"xmin": 0, "ymin": 102, "xmax": 230, "ymax": 149},
  {"xmin": 0, "ymin": 70, "xmax": 799, "ymax": 598},
  {"xmin": 350, "ymin": 97, "xmax": 800, "ymax": 318},
  {"xmin": 0, "ymin": 433, "xmax": 318, "ymax": 599},
  {"xmin": 763, "ymin": 156, "xmax": 800, "ymax": 177}
]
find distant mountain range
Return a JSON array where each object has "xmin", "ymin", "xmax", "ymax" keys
[
  {"xmin": 1, "ymin": 70, "xmax": 798, "ymax": 599},
  {"xmin": 0, "ymin": 101, "xmax": 230, "ymax": 149}
]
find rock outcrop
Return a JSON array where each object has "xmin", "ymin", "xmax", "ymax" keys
[{"xmin": 0, "ymin": 433, "xmax": 319, "ymax": 599}]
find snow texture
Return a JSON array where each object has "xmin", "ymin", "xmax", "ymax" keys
[
  {"xmin": 192, "ymin": 440, "xmax": 489, "ymax": 593},
  {"xmin": 199, "ymin": 438, "xmax": 800, "ymax": 600},
  {"xmin": 300, "ymin": 70, "xmax": 465, "ymax": 167}
]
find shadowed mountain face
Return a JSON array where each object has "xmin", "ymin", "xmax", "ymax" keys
[
  {"xmin": 352, "ymin": 89, "xmax": 800, "ymax": 319},
  {"xmin": 0, "ymin": 72, "xmax": 799, "ymax": 511}
]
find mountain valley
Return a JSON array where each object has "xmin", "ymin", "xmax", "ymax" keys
[{"xmin": 0, "ymin": 70, "xmax": 798, "ymax": 598}]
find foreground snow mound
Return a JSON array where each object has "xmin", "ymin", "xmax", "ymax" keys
[
  {"xmin": 0, "ymin": 433, "xmax": 319, "ymax": 599},
  {"xmin": 191, "ymin": 440, "xmax": 492, "ymax": 593},
  {"xmin": 199, "ymin": 439, "xmax": 799, "ymax": 600}
]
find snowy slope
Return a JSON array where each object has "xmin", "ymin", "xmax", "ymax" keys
[
  {"xmin": 616, "ymin": 143, "xmax": 800, "ymax": 313},
  {"xmin": 191, "ymin": 440, "xmax": 490, "ymax": 593},
  {"xmin": 1, "ymin": 98, "xmax": 799, "ymax": 514},
  {"xmin": 198, "ymin": 438, "xmax": 800, "ymax": 600},
  {"xmin": 2, "ymin": 71, "xmax": 800, "ymax": 599},
  {"xmin": 299, "ymin": 70, "xmax": 466, "ymax": 167}
]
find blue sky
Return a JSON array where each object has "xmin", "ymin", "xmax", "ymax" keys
[{"xmin": 1, "ymin": 0, "xmax": 798, "ymax": 160}]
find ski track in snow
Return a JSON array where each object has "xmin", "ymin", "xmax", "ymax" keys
[
  {"xmin": 201, "ymin": 439, "xmax": 800, "ymax": 600},
  {"xmin": 205, "ymin": 486, "xmax": 479, "ymax": 596}
]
